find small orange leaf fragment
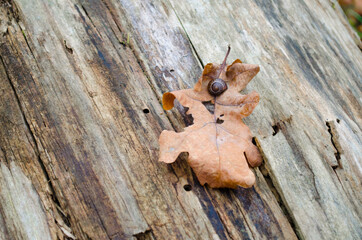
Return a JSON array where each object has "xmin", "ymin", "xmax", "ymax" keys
[
  {"xmin": 159, "ymin": 49, "xmax": 262, "ymax": 189},
  {"xmin": 162, "ymin": 92, "xmax": 176, "ymax": 110}
]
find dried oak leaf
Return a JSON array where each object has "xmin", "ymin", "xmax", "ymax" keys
[{"xmin": 159, "ymin": 58, "xmax": 262, "ymax": 188}]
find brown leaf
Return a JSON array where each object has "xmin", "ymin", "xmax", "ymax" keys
[{"xmin": 159, "ymin": 53, "xmax": 262, "ymax": 188}]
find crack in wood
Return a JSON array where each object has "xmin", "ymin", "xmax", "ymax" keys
[
  {"xmin": 168, "ymin": 1, "xmax": 204, "ymax": 68},
  {"xmin": 63, "ymin": 40, "xmax": 74, "ymax": 54},
  {"xmin": 133, "ymin": 229, "xmax": 153, "ymax": 240},
  {"xmin": 0, "ymin": 147, "xmax": 9, "ymax": 165},
  {"xmin": 325, "ymin": 120, "xmax": 348, "ymax": 192},
  {"xmin": 326, "ymin": 120, "xmax": 342, "ymax": 169}
]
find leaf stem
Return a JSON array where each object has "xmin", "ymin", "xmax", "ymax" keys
[{"xmin": 217, "ymin": 45, "xmax": 231, "ymax": 78}]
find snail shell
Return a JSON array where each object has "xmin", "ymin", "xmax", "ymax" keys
[{"xmin": 208, "ymin": 78, "xmax": 228, "ymax": 96}]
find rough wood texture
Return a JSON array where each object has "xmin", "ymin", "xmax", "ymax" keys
[{"xmin": 0, "ymin": 0, "xmax": 360, "ymax": 239}]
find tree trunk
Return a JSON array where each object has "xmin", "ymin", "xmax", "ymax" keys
[{"xmin": 0, "ymin": 0, "xmax": 360, "ymax": 239}]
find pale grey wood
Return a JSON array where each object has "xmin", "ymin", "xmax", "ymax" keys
[
  {"xmin": 0, "ymin": 162, "xmax": 52, "ymax": 240},
  {"xmin": 0, "ymin": 212, "xmax": 8, "ymax": 240}
]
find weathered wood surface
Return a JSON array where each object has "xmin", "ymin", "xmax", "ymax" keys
[{"xmin": 0, "ymin": 0, "xmax": 360, "ymax": 239}]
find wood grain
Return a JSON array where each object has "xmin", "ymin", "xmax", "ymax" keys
[
  {"xmin": 169, "ymin": 0, "xmax": 361, "ymax": 239},
  {"xmin": 0, "ymin": 0, "xmax": 360, "ymax": 239}
]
